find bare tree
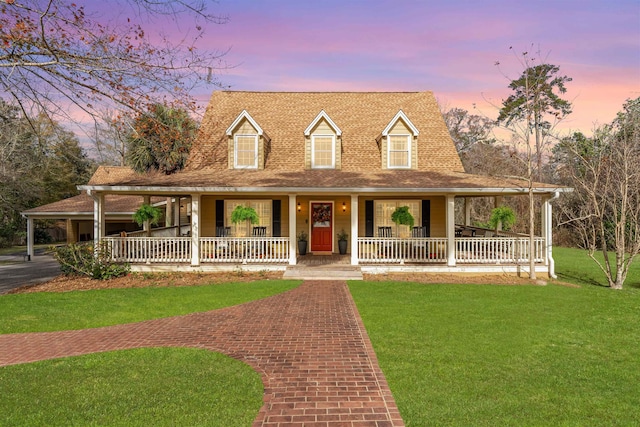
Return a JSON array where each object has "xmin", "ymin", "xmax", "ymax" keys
[
  {"xmin": 441, "ymin": 107, "xmax": 496, "ymax": 154},
  {"xmin": 0, "ymin": 0, "xmax": 227, "ymax": 125},
  {"xmin": 556, "ymin": 98, "xmax": 640, "ymax": 289}
]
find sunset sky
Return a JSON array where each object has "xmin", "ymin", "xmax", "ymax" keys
[
  {"xmin": 86, "ymin": 0, "xmax": 639, "ymax": 136},
  {"xmin": 200, "ymin": 0, "xmax": 639, "ymax": 135}
]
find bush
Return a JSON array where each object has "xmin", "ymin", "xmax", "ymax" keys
[{"xmin": 51, "ymin": 242, "xmax": 129, "ymax": 280}]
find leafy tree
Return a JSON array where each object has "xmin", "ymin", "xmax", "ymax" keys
[
  {"xmin": 126, "ymin": 103, "xmax": 199, "ymax": 174},
  {"xmin": 497, "ymin": 60, "xmax": 572, "ymax": 181},
  {"xmin": 555, "ymin": 98, "xmax": 640, "ymax": 289},
  {"xmin": 0, "ymin": 0, "xmax": 226, "ymax": 125}
]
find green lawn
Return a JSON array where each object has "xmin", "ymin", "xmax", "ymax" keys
[
  {"xmin": 0, "ymin": 348, "xmax": 262, "ymax": 426},
  {"xmin": 0, "ymin": 279, "xmax": 300, "ymax": 334},
  {"xmin": 553, "ymin": 246, "xmax": 640, "ymax": 288},
  {"xmin": 350, "ymin": 271, "xmax": 640, "ymax": 425}
]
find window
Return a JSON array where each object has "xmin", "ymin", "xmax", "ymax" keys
[
  {"xmin": 225, "ymin": 200, "xmax": 272, "ymax": 237},
  {"xmin": 387, "ymin": 134, "xmax": 411, "ymax": 168},
  {"xmin": 311, "ymin": 135, "xmax": 335, "ymax": 168},
  {"xmin": 234, "ymin": 135, "xmax": 258, "ymax": 169},
  {"xmin": 374, "ymin": 200, "xmax": 420, "ymax": 238}
]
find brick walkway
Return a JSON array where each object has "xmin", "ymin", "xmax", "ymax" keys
[{"xmin": 0, "ymin": 281, "xmax": 404, "ymax": 426}]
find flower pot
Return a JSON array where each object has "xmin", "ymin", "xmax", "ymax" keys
[
  {"xmin": 298, "ymin": 240, "xmax": 307, "ymax": 256},
  {"xmin": 338, "ymin": 239, "xmax": 348, "ymax": 255}
]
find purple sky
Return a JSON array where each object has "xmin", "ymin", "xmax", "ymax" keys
[{"xmin": 196, "ymin": 0, "xmax": 639, "ymax": 134}]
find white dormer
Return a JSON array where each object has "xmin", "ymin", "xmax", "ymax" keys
[
  {"xmin": 381, "ymin": 110, "xmax": 419, "ymax": 169},
  {"xmin": 226, "ymin": 110, "xmax": 267, "ymax": 169}
]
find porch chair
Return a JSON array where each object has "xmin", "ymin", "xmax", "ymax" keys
[
  {"xmin": 215, "ymin": 226, "xmax": 232, "ymax": 259},
  {"xmin": 411, "ymin": 226, "xmax": 428, "ymax": 260},
  {"xmin": 377, "ymin": 226, "xmax": 393, "ymax": 258},
  {"xmin": 252, "ymin": 226, "xmax": 268, "ymax": 259}
]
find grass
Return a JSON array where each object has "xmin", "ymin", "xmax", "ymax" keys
[
  {"xmin": 0, "ymin": 347, "xmax": 262, "ymax": 426},
  {"xmin": 553, "ymin": 246, "xmax": 640, "ymax": 288},
  {"xmin": 0, "ymin": 244, "xmax": 50, "ymax": 256},
  {"xmin": 0, "ymin": 280, "xmax": 300, "ymax": 334},
  {"xmin": 350, "ymin": 270, "xmax": 640, "ymax": 425}
]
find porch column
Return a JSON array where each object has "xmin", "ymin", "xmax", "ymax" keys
[
  {"xmin": 465, "ymin": 197, "xmax": 472, "ymax": 226},
  {"xmin": 92, "ymin": 192, "xmax": 105, "ymax": 245},
  {"xmin": 288, "ymin": 194, "xmax": 297, "ymax": 265},
  {"xmin": 190, "ymin": 194, "xmax": 200, "ymax": 267},
  {"xmin": 174, "ymin": 197, "xmax": 181, "ymax": 236},
  {"xmin": 143, "ymin": 195, "xmax": 151, "ymax": 236},
  {"xmin": 542, "ymin": 193, "xmax": 557, "ymax": 278},
  {"xmin": 26, "ymin": 216, "xmax": 34, "ymax": 261},
  {"xmin": 165, "ymin": 197, "xmax": 173, "ymax": 230},
  {"xmin": 350, "ymin": 194, "xmax": 359, "ymax": 266},
  {"xmin": 446, "ymin": 194, "xmax": 456, "ymax": 267}
]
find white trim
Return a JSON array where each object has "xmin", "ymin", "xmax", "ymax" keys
[
  {"xmin": 382, "ymin": 110, "xmax": 419, "ymax": 136},
  {"xmin": 309, "ymin": 200, "xmax": 334, "ymax": 253},
  {"xmin": 311, "ymin": 134, "xmax": 336, "ymax": 169},
  {"xmin": 226, "ymin": 110, "xmax": 263, "ymax": 136},
  {"xmin": 234, "ymin": 134, "xmax": 259, "ymax": 169},
  {"xmin": 304, "ymin": 110, "xmax": 342, "ymax": 136},
  {"xmin": 387, "ymin": 134, "xmax": 411, "ymax": 169}
]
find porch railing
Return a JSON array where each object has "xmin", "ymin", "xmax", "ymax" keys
[
  {"xmin": 200, "ymin": 237, "xmax": 289, "ymax": 263},
  {"xmin": 455, "ymin": 237, "xmax": 545, "ymax": 264},
  {"xmin": 104, "ymin": 236, "xmax": 290, "ymax": 264},
  {"xmin": 358, "ymin": 237, "xmax": 545, "ymax": 264},
  {"xmin": 358, "ymin": 237, "xmax": 448, "ymax": 263},
  {"xmin": 104, "ymin": 236, "xmax": 191, "ymax": 263}
]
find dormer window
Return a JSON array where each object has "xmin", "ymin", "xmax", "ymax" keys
[
  {"xmin": 226, "ymin": 110, "xmax": 267, "ymax": 170},
  {"xmin": 381, "ymin": 110, "xmax": 419, "ymax": 170},
  {"xmin": 234, "ymin": 134, "xmax": 258, "ymax": 169},
  {"xmin": 305, "ymin": 110, "xmax": 342, "ymax": 170}
]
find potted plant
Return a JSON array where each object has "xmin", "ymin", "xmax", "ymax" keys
[
  {"xmin": 489, "ymin": 206, "xmax": 516, "ymax": 233},
  {"xmin": 391, "ymin": 206, "xmax": 414, "ymax": 234},
  {"xmin": 133, "ymin": 204, "xmax": 163, "ymax": 236},
  {"xmin": 297, "ymin": 230, "xmax": 308, "ymax": 255},
  {"xmin": 337, "ymin": 228, "xmax": 348, "ymax": 255},
  {"xmin": 231, "ymin": 205, "xmax": 259, "ymax": 236}
]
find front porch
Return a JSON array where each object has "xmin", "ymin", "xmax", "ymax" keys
[{"xmin": 102, "ymin": 233, "xmax": 549, "ymax": 276}]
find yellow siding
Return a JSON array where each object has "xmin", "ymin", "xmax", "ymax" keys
[
  {"xmin": 430, "ymin": 196, "xmax": 446, "ymax": 237},
  {"xmin": 201, "ymin": 196, "xmax": 216, "ymax": 237}
]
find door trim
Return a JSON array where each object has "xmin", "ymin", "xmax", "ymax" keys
[{"xmin": 309, "ymin": 200, "xmax": 334, "ymax": 253}]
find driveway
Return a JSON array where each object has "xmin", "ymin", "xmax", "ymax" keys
[{"xmin": 0, "ymin": 252, "xmax": 61, "ymax": 294}]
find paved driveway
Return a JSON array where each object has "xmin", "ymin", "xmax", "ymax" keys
[{"xmin": 0, "ymin": 254, "xmax": 61, "ymax": 294}]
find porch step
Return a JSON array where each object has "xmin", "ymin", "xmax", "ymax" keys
[{"xmin": 283, "ymin": 265, "xmax": 363, "ymax": 281}]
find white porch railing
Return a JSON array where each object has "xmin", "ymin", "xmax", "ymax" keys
[
  {"xmin": 104, "ymin": 237, "xmax": 191, "ymax": 263},
  {"xmin": 200, "ymin": 237, "xmax": 290, "ymax": 263},
  {"xmin": 358, "ymin": 237, "xmax": 545, "ymax": 265},
  {"xmin": 358, "ymin": 237, "xmax": 448, "ymax": 263},
  {"xmin": 455, "ymin": 237, "xmax": 545, "ymax": 264}
]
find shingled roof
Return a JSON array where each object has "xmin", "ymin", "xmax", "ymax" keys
[{"xmin": 188, "ymin": 91, "xmax": 464, "ymax": 172}]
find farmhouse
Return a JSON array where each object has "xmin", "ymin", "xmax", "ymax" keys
[{"xmin": 23, "ymin": 91, "xmax": 567, "ymax": 276}]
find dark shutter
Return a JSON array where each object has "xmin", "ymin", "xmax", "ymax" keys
[
  {"xmin": 272, "ymin": 199, "xmax": 281, "ymax": 237},
  {"xmin": 365, "ymin": 200, "xmax": 374, "ymax": 237},
  {"xmin": 422, "ymin": 200, "xmax": 431, "ymax": 237},
  {"xmin": 215, "ymin": 200, "xmax": 224, "ymax": 231}
]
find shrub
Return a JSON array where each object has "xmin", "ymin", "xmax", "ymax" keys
[
  {"xmin": 51, "ymin": 242, "xmax": 129, "ymax": 280},
  {"xmin": 391, "ymin": 206, "xmax": 415, "ymax": 228}
]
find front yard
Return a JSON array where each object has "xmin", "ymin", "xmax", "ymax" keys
[{"xmin": 1, "ymin": 247, "xmax": 638, "ymax": 425}]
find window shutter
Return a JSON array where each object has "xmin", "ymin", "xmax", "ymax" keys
[
  {"xmin": 272, "ymin": 200, "xmax": 281, "ymax": 237},
  {"xmin": 365, "ymin": 200, "xmax": 374, "ymax": 237},
  {"xmin": 422, "ymin": 200, "xmax": 431, "ymax": 237},
  {"xmin": 215, "ymin": 200, "xmax": 224, "ymax": 230}
]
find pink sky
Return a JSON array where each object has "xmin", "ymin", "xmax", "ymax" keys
[
  {"xmin": 196, "ymin": 0, "xmax": 639, "ymax": 135},
  {"xmin": 82, "ymin": 0, "xmax": 639, "ymax": 136}
]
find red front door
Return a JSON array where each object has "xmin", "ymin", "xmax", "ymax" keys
[{"xmin": 310, "ymin": 202, "xmax": 333, "ymax": 252}]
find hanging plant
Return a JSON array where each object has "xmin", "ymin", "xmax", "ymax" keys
[
  {"xmin": 391, "ymin": 206, "xmax": 414, "ymax": 228},
  {"xmin": 231, "ymin": 205, "xmax": 259, "ymax": 225},
  {"xmin": 133, "ymin": 204, "xmax": 163, "ymax": 226},
  {"xmin": 489, "ymin": 206, "xmax": 516, "ymax": 231}
]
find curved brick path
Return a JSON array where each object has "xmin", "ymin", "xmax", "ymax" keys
[{"xmin": 0, "ymin": 280, "xmax": 404, "ymax": 426}]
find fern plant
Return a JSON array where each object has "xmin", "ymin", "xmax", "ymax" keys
[
  {"xmin": 391, "ymin": 206, "xmax": 415, "ymax": 228},
  {"xmin": 489, "ymin": 206, "xmax": 516, "ymax": 231},
  {"xmin": 133, "ymin": 204, "xmax": 163, "ymax": 226},
  {"xmin": 231, "ymin": 205, "xmax": 259, "ymax": 225}
]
